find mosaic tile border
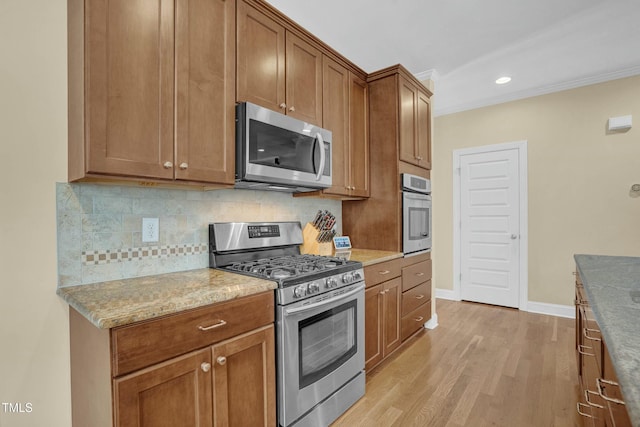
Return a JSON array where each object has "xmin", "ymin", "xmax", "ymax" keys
[{"xmin": 83, "ymin": 244, "xmax": 208, "ymax": 265}]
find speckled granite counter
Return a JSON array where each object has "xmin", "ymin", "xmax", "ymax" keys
[
  {"xmin": 574, "ymin": 254, "xmax": 640, "ymax": 425},
  {"xmin": 337, "ymin": 249, "xmax": 403, "ymax": 266},
  {"xmin": 57, "ymin": 269, "xmax": 276, "ymax": 329}
]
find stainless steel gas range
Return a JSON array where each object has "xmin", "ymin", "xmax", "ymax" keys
[{"xmin": 209, "ymin": 222, "xmax": 365, "ymax": 427}]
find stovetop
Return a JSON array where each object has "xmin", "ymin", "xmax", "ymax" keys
[{"xmin": 220, "ymin": 254, "xmax": 361, "ymax": 287}]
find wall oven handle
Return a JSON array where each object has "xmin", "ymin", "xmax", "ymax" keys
[
  {"xmin": 315, "ymin": 132, "xmax": 325, "ymax": 182},
  {"xmin": 284, "ymin": 285, "xmax": 364, "ymax": 316}
]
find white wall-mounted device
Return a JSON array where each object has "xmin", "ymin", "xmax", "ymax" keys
[{"xmin": 608, "ymin": 115, "xmax": 632, "ymax": 131}]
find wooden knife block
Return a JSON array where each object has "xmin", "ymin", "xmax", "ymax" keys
[{"xmin": 300, "ymin": 223, "xmax": 333, "ymax": 256}]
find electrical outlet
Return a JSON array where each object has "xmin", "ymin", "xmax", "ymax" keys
[{"xmin": 142, "ymin": 218, "xmax": 159, "ymax": 243}]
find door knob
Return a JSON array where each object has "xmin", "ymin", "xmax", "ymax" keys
[{"xmin": 511, "ymin": 234, "xmax": 518, "ymax": 240}]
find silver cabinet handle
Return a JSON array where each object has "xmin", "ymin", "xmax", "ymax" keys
[
  {"xmin": 576, "ymin": 402, "xmax": 593, "ymax": 418},
  {"xmin": 584, "ymin": 390, "xmax": 604, "ymax": 409},
  {"xmin": 583, "ymin": 327, "xmax": 601, "ymax": 342},
  {"xmin": 217, "ymin": 356, "xmax": 227, "ymax": 366},
  {"xmin": 416, "ymin": 272, "xmax": 425, "ymax": 277},
  {"xmin": 179, "ymin": 162, "xmax": 188, "ymax": 170},
  {"xmin": 198, "ymin": 319, "xmax": 227, "ymax": 331},
  {"xmin": 201, "ymin": 362, "xmax": 211, "ymax": 372},
  {"xmin": 414, "ymin": 316, "xmax": 424, "ymax": 322},
  {"xmin": 577, "ymin": 345, "xmax": 594, "ymax": 357},
  {"xmin": 597, "ymin": 378, "xmax": 626, "ymax": 405},
  {"xmin": 279, "ymin": 103, "xmax": 286, "ymax": 109},
  {"xmin": 289, "ymin": 106, "xmax": 295, "ymax": 112},
  {"xmin": 378, "ymin": 270, "xmax": 391, "ymax": 275},
  {"xmin": 163, "ymin": 161, "xmax": 173, "ymax": 169},
  {"xmin": 415, "ymin": 294, "xmax": 425, "ymax": 300}
]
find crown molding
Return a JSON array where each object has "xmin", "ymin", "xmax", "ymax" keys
[
  {"xmin": 434, "ymin": 65, "xmax": 640, "ymax": 117},
  {"xmin": 414, "ymin": 68, "xmax": 438, "ymax": 82}
]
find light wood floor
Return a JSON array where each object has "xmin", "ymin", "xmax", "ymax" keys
[{"xmin": 333, "ymin": 299, "xmax": 581, "ymax": 427}]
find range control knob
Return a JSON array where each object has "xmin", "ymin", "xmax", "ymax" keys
[
  {"xmin": 325, "ymin": 277, "xmax": 338, "ymax": 289},
  {"xmin": 293, "ymin": 285, "xmax": 307, "ymax": 298},
  {"xmin": 307, "ymin": 282, "xmax": 320, "ymax": 294},
  {"xmin": 353, "ymin": 271, "xmax": 363, "ymax": 281},
  {"xmin": 342, "ymin": 273, "xmax": 353, "ymax": 284}
]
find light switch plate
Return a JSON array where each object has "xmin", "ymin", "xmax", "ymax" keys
[{"xmin": 142, "ymin": 218, "xmax": 159, "ymax": 242}]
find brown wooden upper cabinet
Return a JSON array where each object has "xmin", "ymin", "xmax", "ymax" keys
[
  {"xmin": 237, "ymin": 0, "xmax": 323, "ymax": 126},
  {"xmin": 322, "ymin": 57, "xmax": 369, "ymax": 199},
  {"xmin": 68, "ymin": 0, "xmax": 236, "ymax": 185},
  {"xmin": 399, "ymin": 75, "xmax": 432, "ymax": 170}
]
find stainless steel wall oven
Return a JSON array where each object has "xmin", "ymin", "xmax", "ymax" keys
[
  {"xmin": 209, "ymin": 222, "xmax": 365, "ymax": 427},
  {"xmin": 402, "ymin": 173, "xmax": 432, "ymax": 255}
]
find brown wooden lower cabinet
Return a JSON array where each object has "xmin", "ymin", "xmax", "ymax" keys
[
  {"xmin": 70, "ymin": 291, "xmax": 275, "ymax": 427},
  {"xmin": 575, "ymin": 272, "xmax": 631, "ymax": 427},
  {"xmin": 364, "ymin": 254, "xmax": 432, "ymax": 372}
]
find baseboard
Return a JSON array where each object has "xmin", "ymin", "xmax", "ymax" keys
[
  {"xmin": 435, "ymin": 290, "xmax": 575, "ymax": 319},
  {"xmin": 435, "ymin": 288, "xmax": 458, "ymax": 300},
  {"xmin": 526, "ymin": 301, "xmax": 575, "ymax": 319},
  {"xmin": 424, "ymin": 313, "xmax": 438, "ymax": 330}
]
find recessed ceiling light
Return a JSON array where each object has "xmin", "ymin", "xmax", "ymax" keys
[{"xmin": 496, "ymin": 76, "xmax": 512, "ymax": 85}]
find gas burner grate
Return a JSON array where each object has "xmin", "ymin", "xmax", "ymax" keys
[{"xmin": 226, "ymin": 255, "xmax": 349, "ymax": 280}]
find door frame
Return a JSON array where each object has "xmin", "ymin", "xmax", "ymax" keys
[{"xmin": 452, "ymin": 140, "xmax": 529, "ymax": 310}]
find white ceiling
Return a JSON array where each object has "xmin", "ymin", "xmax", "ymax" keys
[{"xmin": 265, "ymin": 0, "xmax": 640, "ymax": 116}]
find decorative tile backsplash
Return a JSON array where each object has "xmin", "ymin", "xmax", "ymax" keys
[{"xmin": 56, "ymin": 183, "xmax": 341, "ymax": 287}]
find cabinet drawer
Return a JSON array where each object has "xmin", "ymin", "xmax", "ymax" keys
[
  {"xmin": 402, "ymin": 260, "xmax": 432, "ymax": 291},
  {"xmin": 112, "ymin": 291, "xmax": 274, "ymax": 376},
  {"xmin": 364, "ymin": 258, "xmax": 402, "ymax": 288},
  {"xmin": 401, "ymin": 301, "xmax": 431, "ymax": 342},
  {"xmin": 402, "ymin": 280, "xmax": 431, "ymax": 315}
]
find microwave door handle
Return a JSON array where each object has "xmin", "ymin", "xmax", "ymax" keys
[{"xmin": 315, "ymin": 132, "xmax": 325, "ymax": 182}]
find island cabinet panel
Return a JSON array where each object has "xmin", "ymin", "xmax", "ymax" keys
[
  {"xmin": 69, "ymin": 0, "xmax": 235, "ymax": 185},
  {"xmin": 69, "ymin": 291, "xmax": 276, "ymax": 427},
  {"xmin": 574, "ymin": 272, "xmax": 631, "ymax": 426}
]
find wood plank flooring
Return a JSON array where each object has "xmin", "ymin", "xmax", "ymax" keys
[{"xmin": 332, "ymin": 299, "xmax": 581, "ymax": 427}]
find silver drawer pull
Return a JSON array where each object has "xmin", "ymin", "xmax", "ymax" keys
[
  {"xmin": 378, "ymin": 270, "xmax": 391, "ymax": 275},
  {"xmin": 198, "ymin": 319, "xmax": 227, "ymax": 331},
  {"xmin": 577, "ymin": 345, "xmax": 595, "ymax": 357},
  {"xmin": 414, "ymin": 316, "xmax": 424, "ymax": 322},
  {"xmin": 597, "ymin": 378, "xmax": 626, "ymax": 405},
  {"xmin": 415, "ymin": 294, "xmax": 425, "ymax": 300},
  {"xmin": 583, "ymin": 327, "xmax": 601, "ymax": 342},
  {"xmin": 585, "ymin": 390, "xmax": 604, "ymax": 409},
  {"xmin": 576, "ymin": 402, "xmax": 594, "ymax": 418},
  {"xmin": 415, "ymin": 272, "xmax": 425, "ymax": 276}
]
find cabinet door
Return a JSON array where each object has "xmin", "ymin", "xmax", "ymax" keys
[
  {"xmin": 236, "ymin": 0, "xmax": 286, "ymax": 112},
  {"xmin": 364, "ymin": 284, "xmax": 384, "ymax": 371},
  {"xmin": 115, "ymin": 348, "xmax": 212, "ymax": 427},
  {"xmin": 383, "ymin": 277, "xmax": 402, "ymax": 356},
  {"xmin": 415, "ymin": 89, "xmax": 431, "ymax": 170},
  {"xmin": 285, "ymin": 32, "xmax": 323, "ymax": 126},
  {"xmin": 86, "ymin": 0, "xmax": 174, "ymax": 179},
  {"xmin": 348, "ymin": 72, "xmax": 370, "ymax": 197},
  {"xmin": 212, "ymin": 325, "xmax": 276, "ymax": 427},
  {"xmin": 398, "ymin": 75, "xmax": 418, "ymax": 167},
  {"xmin": 322, "ymin": 56, "xmax": 350, "ymax": 196},
  {"xmin": 175, "ymin": 0, "xmax": 235, "ymax": 184}
]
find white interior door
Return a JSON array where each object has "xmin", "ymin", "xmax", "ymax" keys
[{"xmin": 459, "ymin": 147, "xmax": 521, "ymax": 308}]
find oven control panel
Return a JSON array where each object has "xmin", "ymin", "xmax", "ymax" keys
[
  {"xmin": 247, "ymin": 224, "xmax": 280, "ymax": 238},
  {"xmin": 282, "ymin": 268, "xmax": 365, "ymax": 305}
]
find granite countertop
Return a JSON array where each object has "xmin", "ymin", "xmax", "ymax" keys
[
  {"xmin": 574, "ymin": 254, "xmax": 640, "ymax": 425},
  {"xmin": 57, "ymin": 269, "xmax": 277, "ymax": 329},
  {"xmin": 57, "ymin": 249, "xmax": 402, "ymax": 331},
  {"xmin": 345, "ymin": 249, "xmax": 404, "ymax": 266}
]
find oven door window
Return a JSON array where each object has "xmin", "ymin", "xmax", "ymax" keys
[
  {"xmin": 298, "ymin": 300, "xmax": 357, "ymax": 389},
  {"xmin": 249, "ymin": 120, "xmax": 329, "ymax": 175},
  {"xmin": 408, "ymin": 207, "xmax": 430, "ymax": 240}
]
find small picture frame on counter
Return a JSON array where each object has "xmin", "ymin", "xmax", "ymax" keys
[{"xmin": 333, "ymin": 236, "xmax": 352, "ymax": 251}]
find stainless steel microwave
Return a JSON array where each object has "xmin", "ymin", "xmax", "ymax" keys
[{"xmin": 235, "ymin": 102, "xmax": 332, "ymax": 192}]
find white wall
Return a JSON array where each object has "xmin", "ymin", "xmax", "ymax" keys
[
  {"xmin": 0, "ymin": 1, "xmax": 71, "ymax": 426},
  {"xmin": 433, "ymin": 75, "xmax": 640, "ymax": 306}
]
